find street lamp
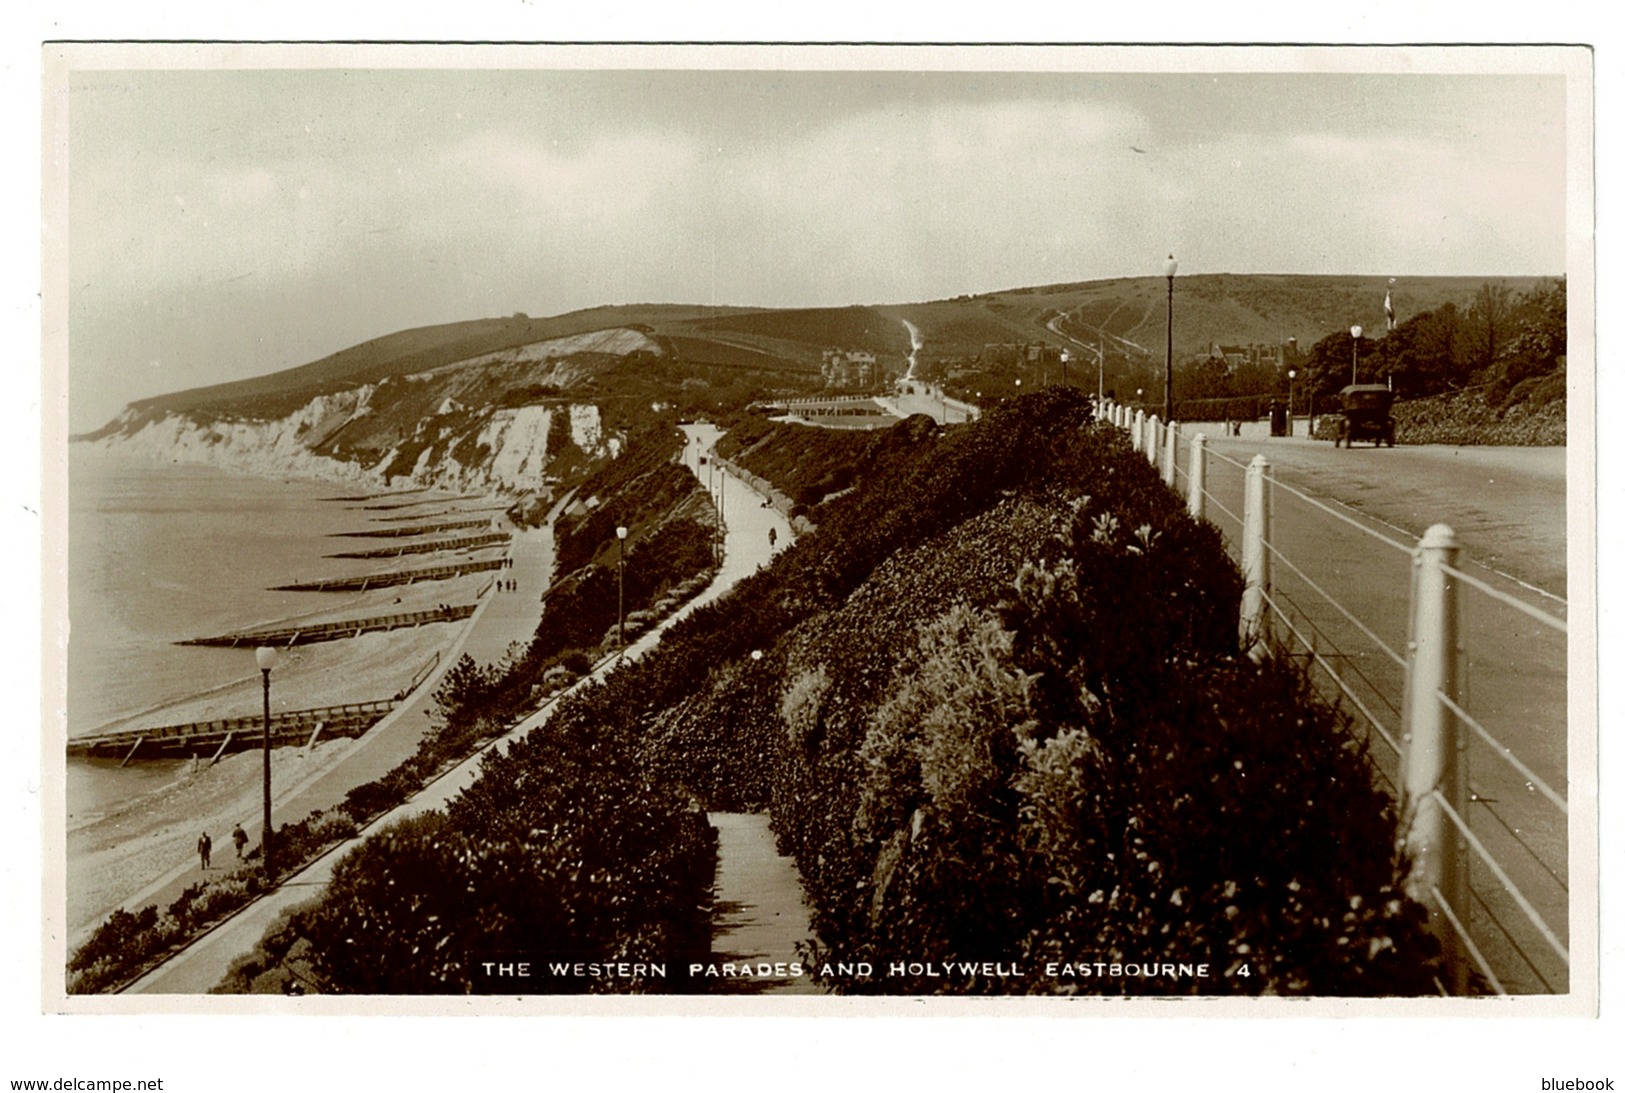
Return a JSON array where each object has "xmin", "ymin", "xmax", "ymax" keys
[
  {"xmin": 1288, "ymin": 368, "xmax": 1297, "ymax": 419},
  {"xmin": 1059, "ymin": 350, "xmax": 1069, "ymax": 387},
  {"xmin": 1163, "ymin": 255, "xmax": 1179, "ymax": 423},
  {"xmin": 1350, "ymin": 325, "xmax": 1363, "ymax": 385},
  {"xmin": 254, "ymin": 645, "xmax": 278, "ymax": 879},
  {"xmin": 615, "ymin": 526, "xmax": 628, "ymax": 654}
]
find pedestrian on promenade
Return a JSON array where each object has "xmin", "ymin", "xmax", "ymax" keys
[
  {"xmin": 197, "ymin": 831, "xmax": 212, "ymax": 871},
  {"xmin": 768, "ymin": 527, "xmax": 778, "ymax": 548},
  {"xmin": 232, "ymin": 824, "xmax": 248, "ymax": 860}
]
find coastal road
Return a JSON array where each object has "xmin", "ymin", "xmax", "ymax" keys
[
  {"xmin": 105, "ymin": 508, "xmax": 559, "ymax": 942},
  {"xmin": 128, "ymin": 442, "xmax": 793, "ymax": 994},
  {"xmin": 1176, "ymin": 430, "xmax": 1572, "ymax": 993}
]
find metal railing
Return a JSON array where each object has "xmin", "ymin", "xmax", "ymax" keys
[{"xmin": 1098, "ymin": 398, "xmax": 1570, "ymax": 995}]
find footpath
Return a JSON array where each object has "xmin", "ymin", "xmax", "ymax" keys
[
  {"xmin": 128, "ymin": 432, "xmax": 804, "ymax": 994},
  {"xmin": 707, "ymin": 813, "xmax": 820, "ymax": 995}
]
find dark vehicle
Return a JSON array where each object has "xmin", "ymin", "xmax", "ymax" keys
[{"xmin": 1333, "ymin": 384, "xmax": 1396, "ymax": 448}]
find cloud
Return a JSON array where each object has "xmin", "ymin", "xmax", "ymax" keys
[{"xmin": 441, "ymin": 128, "xmax": 698, "ymax": 225}]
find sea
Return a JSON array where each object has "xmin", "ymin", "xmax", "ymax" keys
[{"xmin": 63, "ymin": 447, "xmax": 426, "ymax": 820}]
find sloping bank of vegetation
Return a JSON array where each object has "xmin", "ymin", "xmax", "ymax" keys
[{"xmin": 221, "ymin": 389, "xmax": 1441, "ymax": 995}]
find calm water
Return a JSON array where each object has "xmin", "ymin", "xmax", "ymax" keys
[{"xmin": 66, "ymin": 448, "xmax": 380, "ymax": 738}]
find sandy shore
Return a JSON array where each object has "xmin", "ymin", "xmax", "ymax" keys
[
  {"xmin": 66, "ymin": 740, "xmax": 363, "ymax": 941},
  {"xmin": 65, "ymin": 559, "xmax": 507, "ymax": 942},
  {"xmin": 82, "ymin": 557, "xmax": 503, "ymax": 738}
]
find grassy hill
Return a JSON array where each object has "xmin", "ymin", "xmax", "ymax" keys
[
  {"xmin": 886, "ymin": 274, "xmax": 1550, "ymax": 365},
  {"xmin": 84, "ymin": 272, "xmax": 1553, "ymax": 443}
]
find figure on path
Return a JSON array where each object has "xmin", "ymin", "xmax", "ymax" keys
[
  {"xmin": 232, "ymin": 823, "xmax": 248, "ymax": 860},
  {"xmin": 197, "ymin": 831, "xmax": 212, "ymax": 871},
  {"xmin": 768, "ymin": 527, "xmax": 778, "ymax": 548}
]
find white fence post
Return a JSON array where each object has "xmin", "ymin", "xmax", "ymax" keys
[
  {"xmin": 1239, "ymin": 454, "xmax": 1272, "ymax": 650},
  {"xmin": 1187, "ymin": 433, "xmax": 1207, "ymax": 521},
  {"xmin": 1163, "ymin": 422, "xmax": 1179, "ymax": 487},
  {"xmin": 1401, "ymin": 523, "xmax": 1469, "ymax": 994},
  {"xmin": 1132, "ymin": 409, "xmax": 1145, "ymax": 452},
  {"xmin": 1146, "ymin": 415, "xmax": 1161, "ymax": 468}
]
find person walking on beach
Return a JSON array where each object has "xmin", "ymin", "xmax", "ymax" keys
[
  {"xmin": 232, "ymin": 823, "xmax": 248, "ymax": 860},
  {"xmin": 197, "ymin": 831, "xmax": 212, "ymax": 871}
]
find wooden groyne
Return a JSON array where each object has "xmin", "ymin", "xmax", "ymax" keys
[
  {"xmin": 319, "ymin": 487, "xmax": 431, "ymax": 503},
  {"xmin": 68, "ymin": 699, "xmax": 399, "ymax": 763},
  {"xmin": 330, "ymin": 518, "xmax": 495, "ymax": 538},
  {"xmin": 362, "ymin": 493, "xmax": 483, "ymax": 511},
  {"xmin": 326, "ymin": 532, "xmax": 509, "ymax": 559},
  {"xmin": 273, "ymin": 558, "xmax": 503, "ymax": 593},
  {"xmin": 178, "ymin": 604, "xmax": 476, "ymax": 648},
  {"xmin": 376, "ymin": 505, "xmax": 506, "ymax": 523}
]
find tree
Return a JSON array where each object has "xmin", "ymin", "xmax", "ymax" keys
[
  {"xmin": 1457, "ymin": 281, "xmax": 1515, "ymax": 381},
  {"xmin": 1368, "ymin": 305, "xmax": 1461, "ymax": 396},
  {"xmin": 1302, "ymin": 330, "xmax": 1364, "ymax": 397},
  {"xmin": 1487, "ymin": 278, "xmax": 1566, "ymax": 405}
]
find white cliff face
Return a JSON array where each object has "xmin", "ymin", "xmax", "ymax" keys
[
  {"xmin": 94, "ymin": 388, "xmax": 383, "ymax": 485},
  {"xmin": 481, "ymin": 405, "xmax": 552, "ymax": 491},
  {"xmin": 569, "ymin": 404, "xmax": 602, "ymax": 451},
  {"xmin": 89, "ymin": 387, "xmax": 617, "ymax": 495}
]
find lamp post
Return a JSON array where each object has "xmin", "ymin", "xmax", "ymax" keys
[
  {"xmin": 1059, "ymin": 350, "xmax": 1069, "ymax": 388},
  {"xmin": 1350, "ymin": 325, "xmax": 1363, "ymax": 385},
  {"xmin": 1288, "ymin": 368, "xmax": 1297, "ymax": 421},
  {"xmin": 254, "ymin": 645, "xmax": 278, "ymax": 880},
  {"xmin": 1163, "ymin": 254, "xmax": 1178, "ymax": 423},
  {"xmin": 616, "ymin": 526, "xmax": 628, "ymax": 654},
  {"xmin": 1095, "ymin": 343, "xmax": 1105, "ymax": 405}
]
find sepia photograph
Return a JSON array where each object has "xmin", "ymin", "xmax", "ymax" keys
[{"xmin": 21, "ymin": 23, "xmax": 1610, "ymax": 1090}]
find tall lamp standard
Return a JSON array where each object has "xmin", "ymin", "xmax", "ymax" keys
[
  {"xmin": 615, "ymin": 526, "xmax": 629, "ymax": 654},
  {"xmin": 1059, "ymin": 350, "xmax": 1069, "ymax": 388},
  {"xmin": 1163, "ymin": 254, "xmax": 1179, "ymax": 423},
  {"xmin": 1288, "ymin": 368, "xmax": 1297, "ymax": 420},
  {"xmin": 254, "ymin": 645, "xmax": 278, "ymax": 879},
  {"xmin": 1350, "ymin": 325, "xmax": 1363, "ymax": 385}
]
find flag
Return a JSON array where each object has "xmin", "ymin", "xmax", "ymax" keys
[{"xmin": 1385, "ymin": 280, "xmax": 1395, "ymax": 331}]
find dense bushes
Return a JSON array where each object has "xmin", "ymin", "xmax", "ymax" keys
[
  {"xmin": 1391, "ymin": 387, "xmax": 1566, "ymax": 446},
  {"xmin": 1173, "ymin": 394, "xmax": 1274, "ymax": 424},
  {"xmin": 629, "ymin": 388, "xmax": 1441, "ymax": 994},
  {"xmin": 716, "ymin": 415, "xmax": 934, "ymax": 511},
  {"xmin": 758, "ymin": 420, "xmax": 1438, "ymax": 993}
]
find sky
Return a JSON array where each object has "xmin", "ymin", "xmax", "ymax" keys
[{"xmin": 57, "ymin": 51, "xmax": 1577, "ymax": 432}]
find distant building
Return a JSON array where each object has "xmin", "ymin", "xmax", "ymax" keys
[
  {"xmin": 821, "ymin": 348, "xmax": 878, "ymax": 389},
  {"xmin": 1207, "ymin": 340, "xmax": 1302, "ymax": 371},
  {"xmin": 979, "ymin": 342, "xmax": 1063, "ymax": 370}
]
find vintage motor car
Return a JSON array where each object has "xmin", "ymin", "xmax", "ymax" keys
[{"xmin": 1333, "ymin": 384, "xmax": 1396, "ymax": 448}]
